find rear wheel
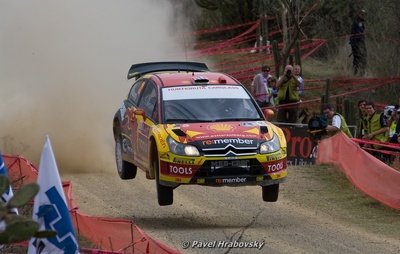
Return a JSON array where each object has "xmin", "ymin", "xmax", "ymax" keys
[
  {"xmin": 153, "ymin": 154, "xmax": 173, "ymax": 206},
  {"xmin": 262, "ymin": 184, "xmax": 279, "ymax": 202},
  {"xmin": 115, "ymin": 135, "xmax": 137, "ymax": 179}
]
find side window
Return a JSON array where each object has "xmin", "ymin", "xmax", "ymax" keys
[
  {"xmin": 138, "ymin": 81, "xmax": 158, "ymax": 121},
  {"xmin": 128, "ymin": 80, "xmax": 146, "ymax": 105}
]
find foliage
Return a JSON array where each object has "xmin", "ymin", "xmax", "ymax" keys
[{"xmin": 0, "ymin": 176, "xmax": 56, "ymax": 244}]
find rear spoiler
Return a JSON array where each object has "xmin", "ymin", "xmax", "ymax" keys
[{"xmin": 127, "ymin": 61, "xmax": 209, "ymax": 80}]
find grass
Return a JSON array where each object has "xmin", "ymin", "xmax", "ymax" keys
[{"xmin": 283, "ymin": 165, "xmax": 400, "ymax": 239}]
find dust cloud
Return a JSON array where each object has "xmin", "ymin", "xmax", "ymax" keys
[{"xmin": 0, "ymin": 0, "xmax": 190, "ymax": 173}]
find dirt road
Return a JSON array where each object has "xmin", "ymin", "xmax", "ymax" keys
[{"xmin": 63, "ymin": 166, "xmax": 400, "ymax": 254}]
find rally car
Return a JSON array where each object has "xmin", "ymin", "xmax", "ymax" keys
[{"xmin": 113, "ymin": 62, "xmax": 287, "ymax": 206}]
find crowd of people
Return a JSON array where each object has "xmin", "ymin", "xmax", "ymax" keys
[
  {"xmin": 250, "ymin": 63, "xmax": 399, "ymax": 164},
  {"xmin": 357, "ymin": 100, "xmax": 400, "ymax": 144},
  {"xmin": 250, "ymin": 63, "xmax": 304, "ymax": 124},
  {"xmin": 356, "ymin": 100, "xmax": 400, "ymax": 163}
]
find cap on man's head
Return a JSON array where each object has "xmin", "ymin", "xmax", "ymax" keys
[{"xmin": 359, "ymin": 9, "xmax": 366, "ymax": 14}]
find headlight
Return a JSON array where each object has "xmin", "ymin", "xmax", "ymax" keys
[
  {"xmin": 259, "ymin": 134, "xmax": 280, "ymax": 154},
  {"xmin": 167, "ymin": 137, "xmax": 200, "ymax": 156}
]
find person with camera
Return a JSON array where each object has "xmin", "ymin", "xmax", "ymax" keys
[
  {"xmin": 323, "ymin": 104, "xmax": 353, "ymax": 138},
  {"xmin": 387, "ymin": 105, "xmax": 400, "ymax": 143},
  {"xmin": 276, "ymin": 64, "xmax": 301, "ymax": 123}
]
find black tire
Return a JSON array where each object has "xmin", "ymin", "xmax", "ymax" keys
[
  {"xmin": 262, "ymin": 184, "xmax": 279, "ymax": 202},
  {"xmin": 115, "ymin": 135, "xmax": 137, "ymax": 180},
  {"xmin": 153, "ymin": 154, "xmax": 173, "ymax": 206}
]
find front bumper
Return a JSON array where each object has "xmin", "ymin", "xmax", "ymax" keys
[
  {"xmin": 158, "ymin": 151, "xmax": 287, "ymax": 188},
  {"xmin": 159, "ymin": 171, "xmax": 287, "ymax": 187}
]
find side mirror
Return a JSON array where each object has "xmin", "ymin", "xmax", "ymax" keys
[
  {"xmin": 263, "ymin": 108, "xmax": 274, "ymax": 120},
  {"xmin": 134, "ymin": 108, "xmax": 146, "ymax": 120}
]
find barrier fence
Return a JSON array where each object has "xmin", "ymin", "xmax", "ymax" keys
[
  {"xmin": 316, "ymin": 132, "xmax": 400, "ymax": 210},
  {"xmin": 3, "ymin": 155, "xmax": 181, "ymax": 254}
]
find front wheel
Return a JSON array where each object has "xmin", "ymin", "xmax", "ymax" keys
[
  {"xmin": 262, "ymin": 184, "xmax": 279, "ymax": 202},
  {"xmin": 115, "ymin": 135, "xmax": 137, "ymax": 180},
  {"xmin": 153, "ymin": 155, "xmax": 173, "ymax": 206}
]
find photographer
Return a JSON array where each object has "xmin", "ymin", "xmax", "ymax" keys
[
  {"xmin": 323, "ymin": 104, "xmax": 353, "ymax": 138},
  {"xmin": 387, "ymin": 106, "xmax": 400, "ymax": 143},
  {"xmin": 276, "ymin": 65, "xmax": 301, "ymax": 123}
]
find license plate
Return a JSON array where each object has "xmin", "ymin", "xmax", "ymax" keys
[{"xmin": 210, "ymin": 160, "xmax": 250, "ymax": 170}]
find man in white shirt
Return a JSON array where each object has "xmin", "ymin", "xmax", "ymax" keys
[
  {"xmin": 251, "ymin": 65, "xmax": 272, "ymax": 107},
  {"xmin": 323, "ymin": 104, "xmax": 353, "ymax": 138}
]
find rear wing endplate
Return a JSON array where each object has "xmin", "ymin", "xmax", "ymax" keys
[{"xmin": 127, "ymin": 61, "xmax": 209, "ymax": 80}]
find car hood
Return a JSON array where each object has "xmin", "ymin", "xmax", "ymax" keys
[{"xmin": 163, "ymin": 121, "xmax": 276, "ymax": 145}]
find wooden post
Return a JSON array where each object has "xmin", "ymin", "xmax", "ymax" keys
[
  {"xmin": 336, "ymin": 97, "xmax": 343, "ymax": 114},
  {"xmin": 320, "ymin": 95, "xmax": 325, "ymax": 114},
  {"xmin": 349, "ymin": 101, "xmax": 355, "ymax": 125},
  {"xmin": 325, "ymin": 79, "xmax": 331, "ymax": 104},
  {"xmin": 289, "ymin": 55, "xmax": 294, "ymax": 65},
  {"xmin": 295, "ymin": 40, "xmax": 302, "ymax": 73},
  {"xmin": 256, "ymin": 23, "xmax": 261, "ymax": 52},
  {"xmin": 272, "ymin": 40, "xmax": 280, "ymax": 77},
  {"xmin": 344, "ymin": 100, "xmax": 356, "ymax": 125}
]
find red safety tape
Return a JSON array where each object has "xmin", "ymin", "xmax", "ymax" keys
[
  {"xmin": 361, "ymin": 147, "xmax": 400, "ymax": 156},
  {"xmin": 352, "ymin": 138, "xmax": 400, "ymax": 150},
  {"xmin": 191, "ymin": 20, "xmax": 258, "ymax": 36},
  {"xmin": 221, "ymin": 39, "xmax": 325, "ymax": 75}
]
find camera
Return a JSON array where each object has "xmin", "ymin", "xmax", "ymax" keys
[
  {"xmin": 286, "ymin": 69, "xmax": 292, "ymax": 77},
  {"xmin": 307, "ymin": 115, "xmax": 328, "ymax": 140},
  {"xmin": 384, "ymin": 105, "xmax": 396, "ymax": 117}
]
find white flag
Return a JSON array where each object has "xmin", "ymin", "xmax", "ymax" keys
[{"xmin": 28, "ymin": 136, "xmax": 79, "ymax": 254}]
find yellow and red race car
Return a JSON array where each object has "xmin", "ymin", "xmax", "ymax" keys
[{"xmin": 113, "ymin": 62, "xmax": 287, "ymax": 205}]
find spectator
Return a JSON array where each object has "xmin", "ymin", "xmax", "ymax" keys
[
  {"xmin": 350, "ymin": 9, "xmax": 367, "ymax": 76},
  {"xmin": 266, "ymin": 76, "xmax": 277, "ymax": 107},
  {"xmin": 250, "ymin": 65, "xmax": 272, "ymax": 107},
  {"xmin": 388, "ymin": 105, "xmax": 399, "ymax": 143},
  {"xmin": 293, "ymin": 65, "xmax": 304, "ymax": 99},
  {"xmin": 276, "ymin": 65, "xmax": 301, "ymax": 123},
  {"xmin": 322, "ymin": 104, "xmax": 353, "ymax": 138},
  {"xmin": 357, "ymin": 99, "xmax": 368, "ymax": 138},
  {"xmin": 363, "ymin": 101, "xmax": 389, "ymax": 148}
]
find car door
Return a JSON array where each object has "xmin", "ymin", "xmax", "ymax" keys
[
  {"xmin": 135, "ymin": 80, "xmax": 159, "ymax": 169},
  {"xmin": 121, "ymin": 79, "xmax": 147, "ymax": 163}
]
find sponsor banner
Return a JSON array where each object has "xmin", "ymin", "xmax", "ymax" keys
[
  {"xmin": 276, "ymin": 123, "xmax": 317, "ymax": 166},
  {"xmin": 276, "ymin": 123, "xmax": 355, "ymax": 166}
]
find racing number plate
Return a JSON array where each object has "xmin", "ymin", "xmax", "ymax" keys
[{"xmin": 210, "ymin": 160, "xmax": 250, "ymax": 170}]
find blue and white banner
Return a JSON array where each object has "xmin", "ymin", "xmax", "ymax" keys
[{"xmin": 28, "ymin": 136, "xmax": 79, "ymax": 254}]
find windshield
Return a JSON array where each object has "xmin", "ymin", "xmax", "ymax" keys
[{"xmin": 162, "ymin": 85, "xmax": 262, "ymax": 123}]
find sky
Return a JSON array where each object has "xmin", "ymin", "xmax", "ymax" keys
[{"xmin": 0, "ymin": 0, "xmax": 190, "ymax": 172}]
